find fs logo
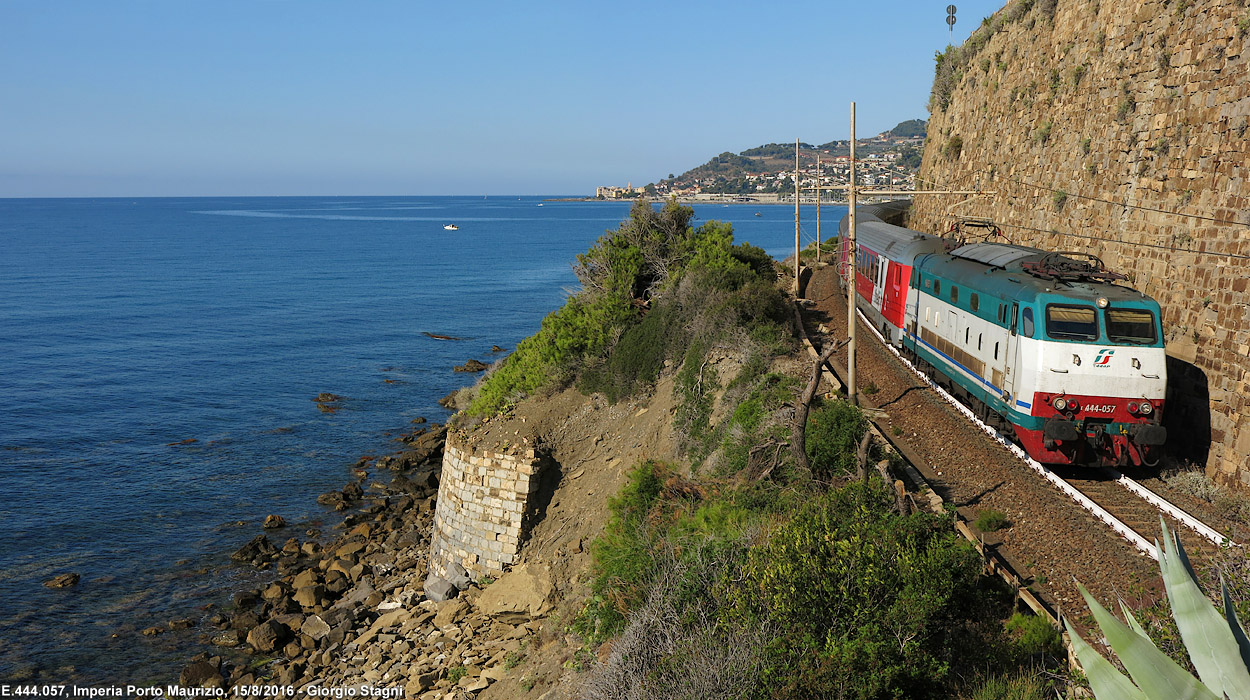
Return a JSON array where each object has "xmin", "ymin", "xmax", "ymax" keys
[{"xmin": 1094, "ymin": 349, "xmax": 1115, "ymax": 367}]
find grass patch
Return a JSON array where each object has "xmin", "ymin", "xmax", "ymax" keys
[
  {"xmin": 975, "ymin": 508, "xmax": 1010, "ymax": 531},
  {"xmin": 1005, "ymin": 612, "xmax": 1063, "ymax": 657}
]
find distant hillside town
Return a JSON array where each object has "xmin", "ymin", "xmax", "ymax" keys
[{"xmin": 597, "ymin": 119, "xmax": 926, "ymax": 202}]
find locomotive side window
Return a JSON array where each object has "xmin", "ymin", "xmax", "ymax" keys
[
  {"xmin": 1046, "ymin": 304, "xmax": 1098, "ymax": 340},
  {"xmin": 1106, "ymin": 308, "xmax": 1157, "ymax": 344},
  {"xmin": 970, "ymin": 293, "xmax": 979, "ymax": 311},
  {"xmin": 950, "ymin": 286, "xmax": 958, "ymax": 304},
  {"xmin": 934, "ymin": 280, "xmax": 941, "ymax": 296},
  {"xmin": 1022, "ymin": 308, "xmax": 1035, "ymax": 338}
]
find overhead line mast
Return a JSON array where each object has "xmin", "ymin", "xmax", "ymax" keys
[{"xmin": 794, "ymin": 138, "xmax": 801, "ymax": 297}]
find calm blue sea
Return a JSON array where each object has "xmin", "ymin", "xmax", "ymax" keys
[{"xmin": 0, "ymin": 195, "xmax": 841, "ymax": 684}]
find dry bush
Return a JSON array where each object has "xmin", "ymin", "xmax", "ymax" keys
[{"xmin": 578, "ymin": 544, "xmax": 770, "ymax": 700}]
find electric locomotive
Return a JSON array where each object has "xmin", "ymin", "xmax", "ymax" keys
[{"xmin": 838, "ymin": 202, "xmax": 1167, "ymax": 467}]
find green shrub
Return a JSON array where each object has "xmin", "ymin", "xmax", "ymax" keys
[
  {"xmin": 736, "ymin": 484, "xmax": 988, "ymax": 699},
  {"xmin": 1034, "ymin": 121, "xmax": 1052, "ymax": 145},
  {"xmin": 943, "ymin": 135, "xmax": 964, "ymax": 160},
  {"xmin": 673, "ymin": 337, "xmax": 718, "ymax": 457},
  {"xmin": 715, "ymin": 373, "xmax": 801, "ymax": 477},
  {"xmin": 468, "ymin": 198, "xmax": 786, "ymax": 416},
  {"xmin": 975, "ymin": 508, "xmax": 1009, "ymax": 531},
  {"xmin": 578, "ymin": 301, "xmax": 683, "ymax": 403},
  {"xmin": 467, "ymin": 292, "xmax": 636, "ymax": 414},
  {"xmin": 805, "ymin": 397, "xmax": 869, "ymax": 479},
  {"xmin": 577, "ymin": 461, "xmax": 766, "ymax": 645},
  {"xmin": 1005, "ymin": 612, "xmax": 1063, "ymax": 658},
  {"xmin": 578, "ymin": 460, "xmax": 670, "ymax": 642}
]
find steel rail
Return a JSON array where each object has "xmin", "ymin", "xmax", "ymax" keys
[{"xmin": 1106, "ymin": 469, "xmax": 1232, "ymax": 547}]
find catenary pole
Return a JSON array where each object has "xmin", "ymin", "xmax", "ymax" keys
[
  {"xmin": 848, "ymin": 103, "xmax": 857, "ymax": 405},
  {"xmin": 816, "ymin": 156, "xmax": 822, "ymax": 264},
  {"xmin": 794, "ymin": 138, "xmax": 801, "ymax": 297}
]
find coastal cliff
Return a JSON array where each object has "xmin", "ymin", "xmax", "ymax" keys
[{"xmin": 912, "ymin": 0, "xmax": 1250, "ymax": 488}]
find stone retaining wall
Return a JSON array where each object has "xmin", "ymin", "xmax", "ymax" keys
[
  {"xmin": 428, "ymin": 437, "xmax": 543, "ymax": 580},
  {"xmin": 914, "ymin": 0, "xmax": 1250, "ymax": 488}
]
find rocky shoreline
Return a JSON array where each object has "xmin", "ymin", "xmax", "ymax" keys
[{"xmin": 173, "ymin": 418, "xmax": 548, "ymax": 699}]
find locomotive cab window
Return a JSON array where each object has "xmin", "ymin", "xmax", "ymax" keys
[
  {"xmin": 1045, "ymin": 304, "xmax": 1098, "ymax": 341},
  {"xmin": 1022, "ymin": 308, "xmax": 1035, "ymax": 338},
  {"xmin": 1106, "ymin": 308, "xmax": 1158, "ymax": 345}
]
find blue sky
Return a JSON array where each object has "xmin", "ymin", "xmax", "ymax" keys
[{"xmin": 0, "ymin": 1, "xmax": 1008, "ymax": 197}]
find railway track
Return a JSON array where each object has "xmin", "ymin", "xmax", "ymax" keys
[
  {"xmin": 802, "ymin": 265, "xmax": 1239, "ymax": 612},
  {"xmin": 859, "ymin": 302, "xmax": 1235, "ymax": 561}
]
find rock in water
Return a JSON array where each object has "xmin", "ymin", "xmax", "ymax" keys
[
  {"xmin": 245, "ymin": 620, "xmax": 291, "ymax": 654},
  {"xmin": 210, "ymin": 630, "xmax": 241, "ymax": 647},
  {"xmin": 342, "ymin": 482, "xmax": 364, "ymax": 501},
  {"xmin": 231, "ymin": 535, "xmax": 277, "ymax": 562},
  {"xmin": 491, "ymin": 345, "xmax": 508, "ymax": 352},
  {"xmin": 423, "ymin": 574, "xmax": 458, "ymax": 602},
  {"xmin": 43, "ymin": 573, "xmax": 80, "ymax": 589},
  {"xmin": 263, "ymin": 514, "xmax": 286, "ymax": 529},
  {"xmin": 453, "ymin": 359, "xmax": 490, "ymax": 373}
]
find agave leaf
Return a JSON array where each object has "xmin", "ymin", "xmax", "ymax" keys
[
  {"xmin": 1119, "ymin": 600, "xmax": 1157, "ymax": 647},
  {"xmin": 1158, "ymin": 521, "xmax": 1250, "ymax": 700},
  {"xmin": 1078, "ymin": 584, "xmax": 1220, "ymax": 700},
  {"xmin": 1222, "ymin": 575, "xmax": 1250, "ymax": 674},
  {"xmin": 1066, "ymin": 618, "xmax": 1149, "ymax": 700}
]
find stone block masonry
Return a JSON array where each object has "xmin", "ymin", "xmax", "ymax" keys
[
  {"xmin": 913, "ymin": 0, "xmax": 1250, "ymax": 490},
  {"xmin": 428, "ymin": 436, "xmax": 544, "ymax": 580}
]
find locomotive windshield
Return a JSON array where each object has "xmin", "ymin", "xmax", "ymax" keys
[
  {"xmin": 1105, "ymin": 307, "xmax": 1158, "ymax": 344},
  {"xmin": 1045, "ymin": 304, "xmax": 1098, "ymax": 340}
]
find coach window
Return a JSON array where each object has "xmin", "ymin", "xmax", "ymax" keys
[
  {"xmin": 1022, "ymin": 308, "xmax": 1035, "ymax": 338},
  {"xmin": 970, "ymin": 293, "xmax": 979, "ymax": 312}
]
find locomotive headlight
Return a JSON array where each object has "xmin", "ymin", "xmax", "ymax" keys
[
  {"xmin": 1053, "ymin": 397, "xmax": 1068, "ymax": 411},
  {"xmin": 1140, "ymin": 401, "xmax": 1154, "ymax": 415},
  {"xmin": 1097, "ymin": 297, "xmax": 1109, "ymax": 308}
]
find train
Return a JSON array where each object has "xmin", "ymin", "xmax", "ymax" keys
[{"xmin": 837, "ymin": 201, "xmax": 1167, "ymax": 467}]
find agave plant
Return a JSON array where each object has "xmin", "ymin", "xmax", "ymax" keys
[{"xmin": 1066, "ymin": 520, "xmax": 1250, "ymax": 700}]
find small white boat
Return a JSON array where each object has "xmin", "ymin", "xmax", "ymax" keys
[{"xmin": 443, "ymin": 224, "xmax": 459, "ymax": 231}]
